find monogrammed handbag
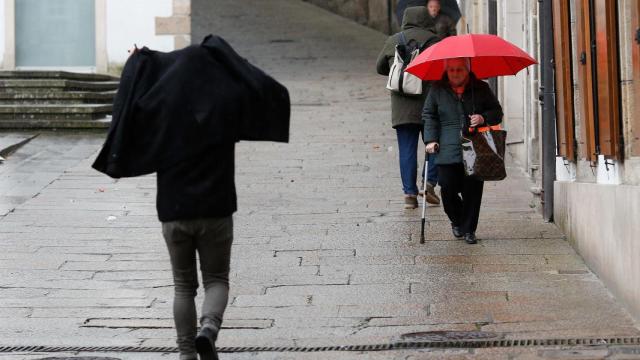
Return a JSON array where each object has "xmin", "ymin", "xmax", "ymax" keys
[{"xmin": 461, "ymin": 127, "xmax": 507, "ymax": 181}]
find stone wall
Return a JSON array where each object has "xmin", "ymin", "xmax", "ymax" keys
[
  {"xmin": 303, "ymin": 0, "xmax": 398, "ymax": 34},
  {"xmin": 555, "ymin": 181, "xmax": 640, "ymax": 321},
  {"xmin": 156, "ymin": 0, "xmax": 191, "ymax": 49}
]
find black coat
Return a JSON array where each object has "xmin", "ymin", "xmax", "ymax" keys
[
  {"xmin": 422, "ymin": 73, "xmax": 503, "ymax": 165},
  {"xmin": 92, "ymin": 35, "xmax": 290, "ymax": 178}
]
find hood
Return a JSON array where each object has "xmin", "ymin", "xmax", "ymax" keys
[{"xmin": 402, "ymin": 6, "xmax": 429, "ymax": 30}]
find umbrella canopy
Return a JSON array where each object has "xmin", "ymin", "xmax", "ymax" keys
[
  {"xmin": 405, "ymin": 34, "xmax": 537, "ymax": 80},
  {"xmin": 396, "ymin": 0, "xmax": 462, "ymax": 25}
]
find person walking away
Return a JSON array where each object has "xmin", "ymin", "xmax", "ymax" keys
[
  {"xmin": 422, "ymin": 58, "xmax": 503, "ymax": 244},
  {"xmin": 425, "ymin": 0, "xmax": 457, "ymax": 39},
  {"xmin": 376, "ymin": 6, "xmax": 441, "ymax": 209},
  {"xmin": 158, "ymin": 144, "xmax": 235, "ymax": 360},
  {"xmin": 92, "ymin": 36, "xmax": 290, "ymax": 360}
]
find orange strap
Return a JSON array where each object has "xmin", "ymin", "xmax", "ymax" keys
[{"xmin": 468, "ymin": 124, "xmax": 502, "ymax": 133}]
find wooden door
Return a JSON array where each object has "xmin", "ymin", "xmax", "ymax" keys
[{"xmin": 15, "ymin": 0, "xmax": 96, "ymax": 68}]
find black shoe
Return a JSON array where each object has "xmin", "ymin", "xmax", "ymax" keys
[
  {"xmin": 464, "ymin": 233, "xmax": 477, "ymax": 244},
  {"xmin": 452, "ymin": 225, "xmax": 463, "ymax": 238},
  {"xmin": 195, "ymin": 326, "xmax": 219, "ymax": 360}
]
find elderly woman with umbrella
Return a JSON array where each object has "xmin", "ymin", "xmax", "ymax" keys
[{"xmin": 406, "ymin": 34, "xmax": 537, "ymax": 244}]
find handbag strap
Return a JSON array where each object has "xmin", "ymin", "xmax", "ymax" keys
[
  {"xmin": 399, "ymin": 32, "xmax": 407, "ymax": 46},
  {"xmin": 468, "ymin": 124, "xmax": 502, "ymax": 133}
]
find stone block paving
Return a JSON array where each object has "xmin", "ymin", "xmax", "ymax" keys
[{"xmin": 1, "ymin": 0, "xmax": 639, "ymax": 359}]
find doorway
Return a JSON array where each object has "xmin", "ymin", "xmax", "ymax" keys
[{"xmin": 15, "ymin": 0, "xmax": 96, "ymax": 69}]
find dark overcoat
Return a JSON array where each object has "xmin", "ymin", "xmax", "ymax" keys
[
  {"xmin": 422, "ymin": 73, "xmax": 503, "ymax": 165},
  {"xmin": 92, "ymin": 35, "xmax": 290, "ymax": 178}
]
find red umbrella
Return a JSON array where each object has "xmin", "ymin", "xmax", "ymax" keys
[{"xmin": 405, "ymin": 34, "xmax": 537, "ymax": 80}]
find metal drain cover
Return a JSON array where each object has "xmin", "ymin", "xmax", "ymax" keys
[
  {"xmin": 37, "ymin": 358, "xmax": 121, "ymax": 360},
  {"xmin": 400, "ymin": 331, "xmax": 502, "ymax": 342},
  {"xmin": 269, "ymin": 39, "xmax": 295, "ymax": 43}
]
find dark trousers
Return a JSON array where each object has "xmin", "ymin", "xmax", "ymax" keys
[
  {"xmin": 437, "ymin": 163, "xmax": 484, "ymax": 234},
  {"xmin": 162, "ymin": 216, "xmax": 233, "ymax": 357}
]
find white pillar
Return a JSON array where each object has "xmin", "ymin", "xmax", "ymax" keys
[
  {"xmin": 3, "ymin": 0, "xmax": 15, "ymax": 69},
  {"xmin": 95, "ymin": 0, "xmax": 108, "ymax": 73}
]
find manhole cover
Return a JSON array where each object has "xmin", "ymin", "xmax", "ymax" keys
[
  {"xmin": 399, "ymin": 331, "xmax": 502, "ymax": 342},
  {"xmin": 38, "ymin": 358, "xmax": 121, "ymax": 360}
]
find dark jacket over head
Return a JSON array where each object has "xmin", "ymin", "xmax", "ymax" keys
[
  {"xmin": 376, "ymin": 7, "xmax": 440, "ymax": 128},
  {"xmin": 422, "ymin": 73, "xmax": 503, "ymax": 165},
  {"xmin": 92, "ymin": 35, "xmax": 290, "ymax": 179}
]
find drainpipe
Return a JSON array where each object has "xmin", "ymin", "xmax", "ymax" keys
[
  {"xmin": 539, "ymin": 0, "xmax": 556, "ymax": 222},
  {"xmin": 488, "ymin": 0, "xmax": 498, "ymax": 95},
  {"xmin": 387, "ymin": 0, "xmax": 393, "ymax": 34}
]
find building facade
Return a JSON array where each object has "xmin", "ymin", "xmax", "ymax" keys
[
  {"xmin": 0, "ymin": 0, "xmax": 191, "ymax": 73},
  {"xmin": 463, "ymin": 0, "xmax": 640, "ymax": 320},
  {"xmin": 551, "ymin": 0, "xmax": 640, "ymax": 320}
]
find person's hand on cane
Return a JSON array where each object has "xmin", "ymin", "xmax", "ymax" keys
[{"xmin": 426, "ymin": 142, "xmax": 439, "ymax": 154}]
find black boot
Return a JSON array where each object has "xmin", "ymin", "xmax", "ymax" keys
[
  {"xmin": 195, "ymin": 326, "xmax": 219, "ymax": 360},
  {"xmin": 464, "ymin": 232, "xmax": 477, "ymax": 244},
  {"xmin": 451, "ymin": 225, "xmax": 463, "ymax": 238}
]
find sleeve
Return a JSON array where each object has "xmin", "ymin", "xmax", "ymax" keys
[
  {"xmin": 478, "ymin": 82, "xmax": 503, "ymax": 126},
  {"xmin": 422, "ymin": 89, "xmax": 440, "ymax": 144},
  {"xmin": 376, "ymin": 38, "xmax": 394, "ymax": 76}
]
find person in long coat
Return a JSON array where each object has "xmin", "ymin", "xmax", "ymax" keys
[
  {"xmin": 376, "ymin": 6, "xmax": 441, "ymax": 209},
  {"xmin": 422, "ymin": 58, "xmax": 503, "ymax": 244},
  {"xmin": 425, "ymin": 0, "xmax": 457, "ymax": 39}
]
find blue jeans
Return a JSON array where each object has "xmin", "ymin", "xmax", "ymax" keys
[{"xmin": 396, "ymin": 124, "xmax": 438, "ymax": 195}]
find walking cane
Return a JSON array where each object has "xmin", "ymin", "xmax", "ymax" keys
[
  {"xmin": 421, "ymin": 144, "xmax": 438, "ymax": 244},
  {"xmin": 420, "ymin": 152, "xmax": 429, "ymax": 244}
]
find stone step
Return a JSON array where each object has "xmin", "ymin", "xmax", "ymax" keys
[
  {"xmin": 0, "ymin": 79, "xmax": 120, "ymax": 92},
  {"xmin": 0, "ymin": 104, "xmax": 112, "ymax": 121},
  {"xmin": 0, "ymin": 71, "xmax": 118, "ymax": 82},
  {"xmin": 0, "ymin": 71, "xmax": 117, "ymax": 129},
  {"xmin": 0, "ymin": 118, "xmax": 110, "ymax": 129},
  {"xmin": 0, "ymin": 90, "xmax": 116, "ymax": 104}
]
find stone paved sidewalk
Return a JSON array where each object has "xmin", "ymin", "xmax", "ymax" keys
[{"xmin": 1, "ymin": 0, "xmax": 639, "ymax": 359}]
